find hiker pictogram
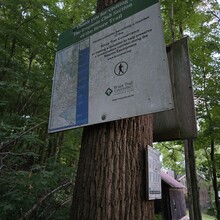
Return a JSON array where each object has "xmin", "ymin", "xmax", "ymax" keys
[{"xmin": 114, "ymin": 61, "xmax": 128, "ymax": 76}]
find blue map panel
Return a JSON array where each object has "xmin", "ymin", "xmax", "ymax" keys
[{"xmin": 75, "ymin": 47, "xmax": 89, "ymax": 125}]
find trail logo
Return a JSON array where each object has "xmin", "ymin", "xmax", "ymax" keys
[{"xmin": 105, "ymin": 88, "xmax": 113, "ymax": 96}]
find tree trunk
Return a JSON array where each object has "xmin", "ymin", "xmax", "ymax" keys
[
  {"xmin": 184, "ymin": 139, "xmax": 202, "ymax": 220},
  {"xmin": 169, "ymin": 0, "xmax": 175, "ymax": 42},
  {"xmin": 70, "ymin": 116, "xmax": 154, "ymax": 220},
  {"xmin": 210, "ymin": 139, "xmax": 220, "ymax": 220},
  {"xmin": 70, "ymin": 0, "xmax": 155, "ymax": 219}
]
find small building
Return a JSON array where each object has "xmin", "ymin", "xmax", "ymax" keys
[
  {"xmin": 155, "ymin": 171, "xmax": 187, "ymax": 220},
  {"xmin": 178, "ymin": 174, "xmax": 212, "ymax": 210}
]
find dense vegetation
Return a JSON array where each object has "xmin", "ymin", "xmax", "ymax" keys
[
  {"xmin": 0, "ymin": 0, "xmax": 219, "ymax": 219},
  {"xmin": 0, "ymin": 0, "xmax": 95, "ymax": 219}
]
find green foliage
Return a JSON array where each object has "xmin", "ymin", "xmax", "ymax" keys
[
  {"xmin": 206, "ymin": 207, "xmax": 216, "ymax": 217},
  {"xmin": 0, "ymin": 129, "xmax": 82, "ymax": 219},
  {"xmin": 155, "ymin": 141, "xmax": 185, "ymax": 176},
  {"xmin": 154, "ymin": 213, "xmax": 163, "ymax": 220},
  {"xmin": 0, "ymin": 0, "xmax": 219, "ymax": 218},
  {"xmin": 0, "ymin": 0, "xmax": 93, "ymax": 219},
  {"xmin": 160, "ymin": 0, "xmax": 220, "ymax": 216},
  {"xmin": 189, "ymin": 6, "xmax": 220, "ymax": 215}
]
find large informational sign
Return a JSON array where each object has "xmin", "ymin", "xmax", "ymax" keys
[
  {"xmin": 146, "ymin": 145, "xmax": 161, "ymax": 200},
  {"xmin": 48, "ymin": 0, "xmax": 173, "ymax": 133}
]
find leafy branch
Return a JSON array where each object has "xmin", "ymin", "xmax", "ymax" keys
[
  {"xmin": 45, "ymin": 197, "xmax": 72, "ymax": 220},
  {"xmin": 0, "ymin": 121, "xmax": 47, "ymax": 151},
  {"xmin": 19, "ymin": 181, "xmax": 72, "ymax": 220}
]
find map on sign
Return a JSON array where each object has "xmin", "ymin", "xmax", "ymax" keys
[
  {"xmin": 48, "ymin": 0, "xmax": 174, "ymax": 133},
  {"xmin": 50, "ymin": 40, "xmax": 90, "ymax": 130}
]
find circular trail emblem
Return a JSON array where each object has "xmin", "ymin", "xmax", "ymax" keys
[{"xmin": 114, "ymin": 61, "xmax": 128, "ymax": 76}]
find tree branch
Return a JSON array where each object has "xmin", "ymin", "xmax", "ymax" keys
[
  {"xmin": 19, "ymin": 181, "xmax": 72, "ymax": 220},
  {"xmin": 0, "ymin": 121, "xmax": 47, "ymax": 150},
  {"xmin": 16, "ymin": 13, "xmax": 41, "ymax": 30},
  {"xmin": 0, "ymin": 152, "xmax": 34, "ymax": 156},
  {"xmin": 208, "ymin": 10, "xmax": 220, "ymax": 22},
  {"xmin": 0, "ymin": 155, "xmax": 8, "ymax": 171},
  {"xmin": 45, "ymin": 197, "xmax": 72, "ymax": 220},
  {"xmin": 19, "ymin": 90, "xmax": 36, "ymax": 113},
  {"xmin": 169, "ymin": 0, "xmax": 175, "ymax": 42}
]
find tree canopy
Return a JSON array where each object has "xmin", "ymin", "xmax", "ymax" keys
[{"xmin": 0, "ymin": 0, "xmax": 219, "ymax": 219}]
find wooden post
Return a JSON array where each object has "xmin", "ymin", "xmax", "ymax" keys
[{"xmin": 184, "ymin": 139, "xmax": 202, "ymax": 220}]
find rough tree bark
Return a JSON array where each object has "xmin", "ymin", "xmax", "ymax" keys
[
  {"xmin": 70, "ymin": 116, "xmax": 154, "ymax": 220},
  {"xmin": 70, "ymin": 1, "xmax": 154, "ymax": 219}
]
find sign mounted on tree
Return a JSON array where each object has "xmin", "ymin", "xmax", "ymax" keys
[
  {"xmin": 48, "ymin": 0, "xmax": 173, "ymax": 133},
  {"xmin": 146, "ymin": 146, "xmax": 162, "ymax": 200}
]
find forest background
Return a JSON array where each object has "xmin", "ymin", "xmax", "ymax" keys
[{"xmin": 0, "ymin": 0, "xmax": 219, "ymax": 219}]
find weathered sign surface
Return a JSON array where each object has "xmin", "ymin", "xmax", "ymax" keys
[
  {"xmin": 48, "ymin": 0, "xmax": 173, "ymax": 133},
  {"xmin": 146, "ymin": 145, "xmax": 162, "ymax": 200},
  {"xmin": 153, "ymin": 37, "xmax": 197, "ymax": 142}
]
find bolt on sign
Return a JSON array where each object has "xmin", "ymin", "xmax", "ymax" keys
[{"xmin": 48, "ymin": 0, "xmax": 174, "ymax": 133}]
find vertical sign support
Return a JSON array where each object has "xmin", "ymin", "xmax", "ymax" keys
[{"xmin": 184, "ymin": 139, "xmax": 202, "ymax": 220}]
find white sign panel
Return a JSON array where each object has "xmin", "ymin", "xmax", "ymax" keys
[
  {"xmin": 49, "ymin": 0, "xmax": 173, "ymax": 133},
  {"xmin": 146, "ymin": 145, "xmax": 162, "ymax": 200}
]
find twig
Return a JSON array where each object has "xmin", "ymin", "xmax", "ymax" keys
[
  {"xmin": 170, "ymin": 0, "xmax": 175, "ymax": 42},
  {"xmin": 19, "ymin": 181, "xmax": 72, "ymax": 220},
  {"xmin": 0, "ymin": 152, "xmax": 34, "ymax": 156},
  {"xmin": 16, "ymin": 13, "xmax": 41, "ymax": 30},
  {"xmin": 0, "ymin": 121, "xmax": 47, "ymax": 150},
  {"xmin": 0, "ymin": 155, "xmax": 8, "ymax": 171},
  {"xmin": 46, "ymin": 198, "xmax": 72, "ymax": 220}
]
